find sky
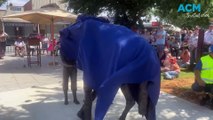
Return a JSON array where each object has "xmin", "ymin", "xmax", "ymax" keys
[{"xmin": 0, "ymin": 0, "xmax": 29, "ymax": 10}]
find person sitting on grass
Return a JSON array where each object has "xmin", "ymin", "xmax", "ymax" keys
[
  {"xmin": 191, "ymin": 45, "xmax": 213, "ymax": 108},
  {"xmin": 162, "ymin": 57, "xmax": 180, "ymax": 80},
  {"xmin": 180, "ymin": 46, "xmax": 190, "ymax": 68},
  {"xmin": 160, "ymin": 48, "xmax": 172, "ymax": 68},
  {"xmin": 161, "ymin": 48, "xmax": 173, "ymax": 71}
]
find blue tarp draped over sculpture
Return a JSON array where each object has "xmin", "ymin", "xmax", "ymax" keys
[{"xmin": 60, "ymin": 15, "xmax": 161, "ymax": 120}]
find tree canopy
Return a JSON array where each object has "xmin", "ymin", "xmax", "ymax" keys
[
  {"xmin": 0, "ymin": 0, "xmax": 7, "ymax": 6},
  {"xmin": 155, "ymin": 0, "xmax": 213, "ymax": 29},
  {"xmin": 63, "ymin": 0, "xmax": 213, "ymax": 28}
]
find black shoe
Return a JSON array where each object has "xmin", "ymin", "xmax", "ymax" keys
[
  {"xmin": 74, "ymin": 99, "xmax": 80, "ymax": 104},
  {"xmin": 77, "ymin": 110, "xmax": 84, "ymax": 120},
  {"xmin": 64, "ymin": 100, "xmax": 69, "ymax": 105},
  {"xmin": 210, "ymin": 98, "xmax": 213, "ymax": 110},
  {"xmin": 200, "ymin": 94, "xmax": 210, "ymax": 106}
]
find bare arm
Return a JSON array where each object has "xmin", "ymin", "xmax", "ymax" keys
[{"xmin": 194, "ymin": 70, "xmax": 205, "ymax": 87}]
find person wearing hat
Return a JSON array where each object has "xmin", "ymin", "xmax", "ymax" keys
[
  {"xmin": 192, "ymin": 45, "xmax": 213, "ymax": 107},
  {"xmin": 162, "ymin": 57, "xmax": 180, "ymax": 80}
]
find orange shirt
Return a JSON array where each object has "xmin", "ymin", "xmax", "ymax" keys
[{"xmin": 170, "ymin": 63, "xmax": 180, "ymax": 73}]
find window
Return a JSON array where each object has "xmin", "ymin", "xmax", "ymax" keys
[{"xmin": 10, "ymin": 6, "xmax": 22, "ymax": 11}]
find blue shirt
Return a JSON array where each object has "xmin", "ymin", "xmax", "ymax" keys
[
  {"xmin": 155, "ymin": 30, "xmax": 166, "ymax": 45},
  {"xmin": 195, "ymin": 60, "xmax": 202, "ymax": 71}
]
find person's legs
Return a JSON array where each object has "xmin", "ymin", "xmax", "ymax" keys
[
  {"xmin": 15, "ymin": 46, "xmax": 18, "ymax": 56},
  {"xmin": 70, "ymin": 67, "xmax": 80, "ymax": 104},
  {"xmin": 191, "ymin": 81, "xmax": 205, "ymax": 92},
  {"xmin": 0, "ymin": 42, "xmax": 6, "ymax": 58},
  {"xmin": 163, "ymin": 71, "xmax": 174, "ymax": 80},
  {"xmin": 168, "ymin": 71, "xmax": 179, "ymax": 78},
  {"xmin": 20, "ymin": 47, "xmax": 25, "ymax": 57},
  {"xmin": 16, "ymin": 47, "xmax": 22, "ymax": 56},
  {"xmin": 191, "ymin": 81, "xmax": 210, "ymax": 105},
  {"xmin": 63, "ymin": 66, "xmax": 69, "ymax": 105},
  {"xmin": 175, "ymin": 48, "xmax": 179, "ymax": 59},
  {"xmin": 0, "ymin": 42, "xmax": 3, "ymax": 58},
  {"xmin": 189, "ymin": 48, "xmax": 195, "ymax": 69}
]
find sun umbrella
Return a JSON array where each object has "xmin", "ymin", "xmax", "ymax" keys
[
  {"xmin": 3, "ymin": 3, "xmax": 77, "ymax": 39},
  {"xmin": 3, "ymin": 3, "xmax": 77, "ymax": 65},
  {"xmin": 3, "ymin": 6, "xmax": 76, "ymax": 24}
]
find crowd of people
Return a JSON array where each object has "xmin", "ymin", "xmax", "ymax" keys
[
  {"xmin": 137, "ymin": 23, "xmax": 213, "ymax": 107},
  {"xmin": 12, "ymin": 34, "xmax": 60, "ymax": 57},
  {"xmin": 136, "ymin": 24, "xmax": 213, "ymax": 81}
]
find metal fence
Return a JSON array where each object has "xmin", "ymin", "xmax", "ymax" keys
[{"xmin": 5, "ymin": 45, "xmax": 15, "ymax": 55}]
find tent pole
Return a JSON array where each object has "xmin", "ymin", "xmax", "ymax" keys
[
  {"xmin": 1, "ymin": 18, "xmax": 5, "ymax": 32},
  {"xmin": 37, "ymin": 24, "xmax": 40, "ymax": 34},
  {"xmin": 51, "ymin": 17, "xmax": 56, "ymax": 66}
]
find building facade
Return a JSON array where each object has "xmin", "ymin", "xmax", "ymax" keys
[
  {"xmin": 1, "ymin": 2, "xmax": 35, "ymax": 45},
  {"xmin": 30, "ymin": 0, "xmax": 69, "ymax": 38},
  {"xmin": 31, "ymin": 0, "xmax": 67, "ymax": 10},
  {"xmin": 1, "ymin": 0, "xmax": 69, "ymax": 45}
]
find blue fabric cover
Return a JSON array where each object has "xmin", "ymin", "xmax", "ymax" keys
[{"xmin": 60, "ymin": 15, "xmax": 161, "ymax": 120}]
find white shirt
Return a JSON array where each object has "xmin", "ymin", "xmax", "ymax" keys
[
  {"xmin": 204, "ymin": 30, "xmax": 213, "ymax": 45},
  {"xmin": 14, "ymin": 41, "xmax": 25, "ymax": 47},
  {"xmin": 188, "ymin": 34, "xmax": 198, "ymax": 49}
]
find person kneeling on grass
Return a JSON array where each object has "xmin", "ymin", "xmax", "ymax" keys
[
  {"xmin": 163, "ymin": 57, "xmax": 180, "ymax": 80},
  {"xmin": 191, "ymin": 45, "xmax": 213, "ymax": 108}
]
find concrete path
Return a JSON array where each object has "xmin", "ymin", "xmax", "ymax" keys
[{"xmin": 0, "ymin": 54, "xmax": 213, "ymax": 120}]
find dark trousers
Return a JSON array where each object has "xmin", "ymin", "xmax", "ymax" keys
[
  {"xmin": 192, "ymin": 81, "xmax": 213, "ymax": 94},
  {"xmin": 0, "ymin": 41, "xmax": 6, "ymax": 57},
  {"xmin": 171, "ymin": 47, "xmax": 179, "ymax": 58}
]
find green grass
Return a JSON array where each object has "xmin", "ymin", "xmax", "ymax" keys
[{"xmin": 179, "ymin": 71, "xmax": 194, "ymax": 78}]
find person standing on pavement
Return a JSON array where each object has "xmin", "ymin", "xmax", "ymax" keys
[
  {"xmin": 191, "ymin": 45, "xmax": 213, "ymax": 107},
  {"xmin": 0, "ymin": 29, "xmax": 8, "ymax": 59},
  {"xmin": 60, "ymin": 54, "xmax": 80, "ymax": 105},
  {"xmin": 155, "ymin": 24, "xmax": 167, "ymax": 59}
]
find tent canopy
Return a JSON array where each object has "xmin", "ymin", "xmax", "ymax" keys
[{"xmin": 3, "ymin": 3, "xmax": 77, "ymax": 24}]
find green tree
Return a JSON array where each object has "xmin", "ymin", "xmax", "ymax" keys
[
  {"xmin": 155, "ymin": 0, "xmax": 213, "ymax": 28},
  {"xmin": 62, "ymin": 0, "xmax": 159, "ymax": 27},
  {"xmin": 0, "ymin": 0, "xmax": 7, "ymax": 6},
  {"xmin": 62, "ymin": 0, "xmax": 213, "ymax": 28}
]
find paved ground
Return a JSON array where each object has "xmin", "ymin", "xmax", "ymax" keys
[{"xmin": 0, "ymin": 54, "xmax": 213, "ymax": 120}]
